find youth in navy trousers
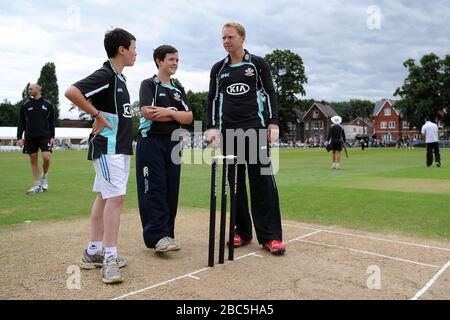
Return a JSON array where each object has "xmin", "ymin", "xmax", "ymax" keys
[
  {"xmin": 136, "ymin": 45, "xmax": 192, "ymax": 249},
  {"xmin": 136, "ymin": 134, "xmax": 181, "ymax": 248}
]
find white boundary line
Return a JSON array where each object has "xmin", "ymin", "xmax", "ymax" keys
[
  {"xmin": 112, "ymin": 230, "xmax": 321, "ymax": 300},
  {"xmin": 283, "ymin": 223, "xmax": 450, "ymax": 252},
  {"xmin": 285, "ymin": 230, "xmax": 322, "ymax": 244},
  {"xmin": 296, "ymin": 239, "xmax": 441, "ymax": 269},
  {"xmin": 112, "ymin": 228, "xmax": 447, "ymax": 300},
  {"xmin": 234, "ymin": 230, "xmax": 321, "ymax": 261},
  {"xmin": 411, "ymin": 260, "xmax": 450, "ymax": 300},
  {"xmin": 112, "ymin": 268, "xmax": 209, "ymax": 300}
]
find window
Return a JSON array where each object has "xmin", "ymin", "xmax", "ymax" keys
[
  {"xmin": 353, "ymin": 128, "xmax": 357, "ymax": 133},
  {"xmin": 305, "ymin": 122, "xmax": 309, "ymax": 130},
  {"xmin": 380, "ymin": 121, "xmax": 387, "ymax": 129},
  {"xmin": 314, "ymin": 122, "xmax": 319, "ymax": 130},
  {"xmin": 389, "ymin": 121, "xmax": 395, "ymax": 129},
  {"xmin": 320, "ymin": 121, "xmax": 324, "ymax": 129},
  {"xmin": 384, "ymin": 108, "xmax": 391, "ymax": 116},
  {"xmin": 403, "ymin": 121, "xmax": 409, "ymax": 129},
  {"xmin": 313, "ymin": 111, "xmax": 319, "ymax": 119},
  {"xmin": 383, "ymin": 133, "xmax": 393, "ymax": 143}
]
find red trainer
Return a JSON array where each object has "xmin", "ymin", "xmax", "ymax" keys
[
  {"xmin": 227, "ymin": 233, "xmax": 251, "ymax": 248},
  {"xmin": 263, "ymin": 240, "xmax": 286, "ymax": 255}
]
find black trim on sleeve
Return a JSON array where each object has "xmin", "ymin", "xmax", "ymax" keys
[
  {"xmin": 207, "ymin": 60, "xmax": 225, "ymax": 129},
  {"xmin": 73, "ymin": 68, "xmax": 113, "ymax": 99},
  {"xmin": 254, "ymin": 56, "xmax": 279, "ymax": 125}
]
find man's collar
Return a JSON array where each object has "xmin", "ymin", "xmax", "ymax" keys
[{"xmin": 224, "ymin": 49, "xmax": 251, "ymax": 65}]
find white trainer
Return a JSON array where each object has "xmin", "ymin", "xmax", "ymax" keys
[
  {"xmin": 26, "ymin": 185, "xmax": 42, "ymax": 195},
  {"xmin": 155, "ymin": 237, "xmax": 181, "ymax": 253},
  {"xmin": 41, "ymin": 177, "xmax": 48, "ymax": 191}
]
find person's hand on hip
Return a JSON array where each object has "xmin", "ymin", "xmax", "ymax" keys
[{"xmin": 92, "ymin": 114, "xmax": 112, "ymax": 134}]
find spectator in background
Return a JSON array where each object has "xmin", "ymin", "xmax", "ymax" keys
[{"xmin": 421, "ymin": 116, "xmax": 441, "ymax": 167}]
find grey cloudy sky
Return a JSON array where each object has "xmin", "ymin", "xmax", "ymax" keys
[{"xmin": 1, "ymin": 0, "xmax": 449, "ymax": 119}]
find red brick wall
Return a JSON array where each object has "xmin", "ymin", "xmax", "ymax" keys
[{"xmin": 373, "ymin": 102, "xmax": 401, "ymax": 141}]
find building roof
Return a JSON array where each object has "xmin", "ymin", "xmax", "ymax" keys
[
  {"xmin": 349, "ymin": 117, "xmax": 374, "ymax": 127},
  {"xmin": 304, "ymin": 102, "xmax": 338, "ymax": 119},
  {"xmin": 294, "ymin": 109, "xmax": 306, "ymax": 122},
  {"xmin": 373, "ymin": 99, "xmax": 400, "ymax": 116},
  {"xmin": 1, "ymin": 127, "xmax": 92, "ymax": 140}
]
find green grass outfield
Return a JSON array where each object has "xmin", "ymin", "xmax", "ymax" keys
[{"xmin": 0, "ymin": 148, "xmax": 449, "ymax": 240}]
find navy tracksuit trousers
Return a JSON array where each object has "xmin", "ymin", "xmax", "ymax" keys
[
  {"xmin": 221, "ymin": 129, "xmax": 283, "ymax": 245},
  {"xmin": 136, "ymin": 135, "xmax": 181, "ymax": 248}
]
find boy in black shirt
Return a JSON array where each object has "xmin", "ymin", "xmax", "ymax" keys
[{"xmin": 65, "ymin": 28, "xmax": 136, "ymax": 284}]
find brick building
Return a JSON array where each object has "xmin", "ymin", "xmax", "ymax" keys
[
  {"xmin": 302, "ymin": 102, "xmax": 338, "ymax": 145},
  {"xmin": 372, "ymin": 99, "xmax": 420, "ymax": 143}
]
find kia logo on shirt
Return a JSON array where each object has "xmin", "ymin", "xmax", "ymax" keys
[
  {"xmin": 226, "ymin": 83, "xmax": 250, "ymax": 95},
  {"xmin": 122, "ymin": 103, "xmax": 132, "ymax": 118}
]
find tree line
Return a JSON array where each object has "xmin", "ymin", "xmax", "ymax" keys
[{"xmin": 2, "ymin": 52, "xmax": 449, "ymax": 139}]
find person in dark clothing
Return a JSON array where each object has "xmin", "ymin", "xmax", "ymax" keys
[
  {"xmin": 206, "ymin": 22, "xmax": 285, "ymax": 255},
  {"xmin": 361, "ymin": 138, "xmax": 367, "ymax": 151},
  {"xmin": 327, "ymin": 115, "xmax": 346, "ymax": 169},
  {"xmin": 136, "ymin": 45, "xmax": 193, "ymax": 253},
  {"xmin": 16, "ymin": 84, "xmax": 55, "ymax": 195}
]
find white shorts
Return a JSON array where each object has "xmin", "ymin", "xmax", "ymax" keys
[{"xmin": 93, "ymin": 154, "xmax": 131, "ymax": 199}]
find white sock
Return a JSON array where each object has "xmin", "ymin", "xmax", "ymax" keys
[
  {"xmin": 42, "ymin": 173, "xmax": 48, "ymax": 179},
  {"xmin": 34, "ymin": 180, "xmax": 41, "ymax": 187},
  {"xmin": 104, "ymin": 247, "xmax": 118, "ymax": 261},
  {"xmin": 87, "ymin": 241, "xmax": 103, "ymax": 255}
]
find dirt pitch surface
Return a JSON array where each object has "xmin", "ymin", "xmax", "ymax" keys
[{"xmin": 1, "ymin": 208, "xmax": 450, "ymax": 300}]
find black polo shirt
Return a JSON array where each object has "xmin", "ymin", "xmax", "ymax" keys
[
  {"xmin": 73, "ymin": 60, "xmax": 133, "ymax": 160},
  {"xmin": 207, "ymin": 49, "xmax": 278, "ymax": 131},
  {"xmin": 328, "ymin": 124, "xmax": 346, "ymax": 142},
  {"xmin": 17, "ymin": 97, "xmax": 55, "ymax": 140},
  {"xmin": 138, "ymin": 75, "xmax": 191, "ymax": 137}
]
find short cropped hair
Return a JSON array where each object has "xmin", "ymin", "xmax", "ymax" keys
[
  {"xmin": 153, "ymin": 45, "xmax": 178, "ymax": 69},
  {"xmin": 104, "ymin": 28, "xmax": 136, "ymax": 58},
  {"xmin": 223, "ymin": 22, "xmax": 246, "ymax": 38}
]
